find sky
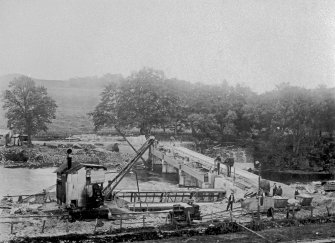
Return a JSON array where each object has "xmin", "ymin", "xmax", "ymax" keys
[{"xmin": 0, "ymin": 0, "xmax": 335, "ymax": 93}]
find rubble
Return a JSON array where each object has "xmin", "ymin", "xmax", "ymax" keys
[{"xmin": 0, "ymin": 144, "xmax": 133, "ymax": 169}]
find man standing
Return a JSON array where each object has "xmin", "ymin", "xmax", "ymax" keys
[
  {"xmin": 272, "ymin": 183, "xmax": 278, "ymax": 196},
  {"xmin": 214, "ymin": 155, "xmax": 222, "ymax": 175},
  {"xmin": 294, "ymin": 188, "xmax": 299, "ymax": 199},
  {"xmin": 277, "ymin": 185, "xmax": 283, "ymax": 196},
  {"xmin": 226, "ymin": 192, "xmax": 235, "ymax": 211}
]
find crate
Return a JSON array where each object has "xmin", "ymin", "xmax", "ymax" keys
[
  {"xmin": 324, "ymin": 181, "xmax": 335, "ymax": 191},
  {"xmin": 241, "ymin": 197, "xmax": 274, "ymax": 212},
  {"xmin": 296, "ymin": 195, "xmax": 313, "ymax": 206},
  {"xmin": 274, "ymin": 198, "xmax": 288, "ymax": 208}
]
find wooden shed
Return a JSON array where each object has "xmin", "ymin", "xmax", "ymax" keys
[
  {"xmin": 54, "ymin": 161, "xmax": 107, "ymax": 208},
  {"xmin": 0, "ymin": 129, "xmax": 13, "ymax": 146}
]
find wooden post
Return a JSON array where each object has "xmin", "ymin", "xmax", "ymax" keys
[
  {"xmin": 109, "ymin": 223, "xmax": 113, "ymax": 233},
  {"xmin": 310, "ymin": 206, "xmax": 313, "ymax": 217},
  {"xmin": 94, "ymin": 218, "xmax": 98, "ymax": 233},
  {"xmin": 292, "ymin": 206, "xmax": 295, "ymax": 219},
  {"xmin": 142, "ymin": 215, "xmax": 146, "ymax": 227},
  {"xmin": 235, "ymin": 222, "xmax": 270, "ymax": 243},
  {"xmin": 257, "ymin": 162, "xmax": 261, "ymax": 221},
  {"xmin": 66, "ymin": 219, "xmax": 69, "ymax": 233},
  {"xmin": 120, "ymin": 217, "xmax": 123, "ymax": 231},
  {"xmin": 10, "ymin": 222, "xmax": 13, "ymax": 234},
  {"xmin": 41, "ymin": 220, "xmax": 46, "ymax": 233},
  {"xmin": 134, "ymin": 171, "xmax": 142, "ymax": 211}
]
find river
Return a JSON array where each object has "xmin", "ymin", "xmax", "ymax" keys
[{"xmin": 0, "ymin": 167, "xmax": 179, "ymax": 197}]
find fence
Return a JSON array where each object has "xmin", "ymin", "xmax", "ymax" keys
[
  {"xmin": 0, "ymin": 211, "xmax": 169, "ymax": 235},
  {"xmin": 0, "ymin": 204, "xmax": 331, "ymax": 242}
]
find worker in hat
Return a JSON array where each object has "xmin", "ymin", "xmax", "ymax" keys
[
  {"xmin": 226, "ymin": 192, "xmax": 235, "ymax": 211},
  {"xmin": 214, "ymin": 155, "xmax": 222, "ymax": 175},
  {"xmin": 272, "ymin": 183, "xmax": 278, "ymax": 196}
]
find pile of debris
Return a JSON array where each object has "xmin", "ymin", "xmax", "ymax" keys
[{"xmin": 0, "ymin": 144, "xmax": 132, "ymax": 169}]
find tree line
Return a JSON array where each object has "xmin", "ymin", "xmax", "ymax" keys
[
  {"xmin": 90, "ymin": 68, "xmax": 335, "ymax": 170},
  {"xmin": 2, "ymin": 70, "xmax": 335, "ymax": 170}
]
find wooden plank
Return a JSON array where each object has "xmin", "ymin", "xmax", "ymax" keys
[{"xmin": 235, "ymin": 222, "xmax": 271, "ymax": 243}]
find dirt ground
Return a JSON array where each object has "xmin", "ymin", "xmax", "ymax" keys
[
  {"xmin": 1, "ymin": 195, "xmax": 335, "ymax": 242},
  {"xmin": 141, "ymin": 222, "xmax": 335, "ymax": 243},
  {"xmin": 2, "ymin": 137, "xmax": 335, "ymax": 242}
]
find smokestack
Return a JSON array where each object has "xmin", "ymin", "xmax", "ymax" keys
[{"xmin": 67, "ymin": 149, "xmax": 72, "ymax": 169}]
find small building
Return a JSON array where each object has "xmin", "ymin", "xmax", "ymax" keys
[
  {"xmin": 54, "ymin": 159, "xmax": 107, "ymax": 208},
  {"xmin": 0, "ymin": 129, "xmax": 13, "ymax": 146}
]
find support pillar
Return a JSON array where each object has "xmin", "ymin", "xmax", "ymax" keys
[
  {"xmin": 151, "ymin": 153, "xmax": 155, "ymax": 171},
  {"xmin": 179, "ymin": 170, "xmax": 185, "ymax": 186},
  {"xmin": 162, "ymin": 159, "xmax": 167, "ymax": 173},
  {"xmin": 162, "ymin": 160, "xmax": 177, "ymax": 173}
]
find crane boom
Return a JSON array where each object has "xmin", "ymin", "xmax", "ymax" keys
[{"xmin": 103, "ymin": 137, "xmax": 155, "ymax": 199}]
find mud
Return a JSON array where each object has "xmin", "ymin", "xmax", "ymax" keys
[{"xmin": 11, "ymin": 215, "xmax": 335, "ymax": 243}]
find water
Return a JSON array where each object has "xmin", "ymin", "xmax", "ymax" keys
[
  {"xmin": 0, "ymin": 167, "xmax": 57, "ymax": 197},
  {"xmin": 0, "ymin": 167, "xmax": 179, "ymax": 197}
]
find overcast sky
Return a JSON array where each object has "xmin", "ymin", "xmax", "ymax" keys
[{"xmin": 0, "ymin": 0, "xmax": 335, "ymax": 93}]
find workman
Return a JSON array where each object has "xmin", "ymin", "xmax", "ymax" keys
[
  {"xmin": 223, "ymin": 155, "xmax": 234, "ymax": 177},
  {"xmin": 214, "ymin": 155, "xmax": 222, "ymax": 175},
  {"xmin": 277, "ymin": 185, "xmax": 283, "ymax": 196},
  {"xmin": 259, "ymin": 189, "xmax": 265, "ymax": 205},
  {"xmin": 294, "ymin": 188, "xmax": 299, "ymax": 199},
  {"xmin": 226, "ymin": 192, "xmax": 235, "ymax": 211},
  {"xmin": 272, "ymin": 183, "xmax": 278, "ymax": 196},
  {"xmin": 170, "ymin": 136, "xmax": 176, "ymax": 146}
]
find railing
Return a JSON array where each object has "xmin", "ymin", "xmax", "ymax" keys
[{"xmin": 117, "ymin": 190, "xmax": 226, "ymax": 204}]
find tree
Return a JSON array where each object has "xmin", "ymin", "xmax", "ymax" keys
[
  {"xmin": 90, "ymin": 68, "xmax": 180, "ymax": 135},
  {"xmin": 2, "ymin": 76, "xmax": 57, "ymax": 145}
]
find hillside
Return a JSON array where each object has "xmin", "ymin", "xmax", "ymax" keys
[{"xmin": 0, "ymin": 74, "xmax": 124, "ymax": 136}]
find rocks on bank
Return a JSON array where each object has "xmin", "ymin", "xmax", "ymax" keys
[{"xmin": 0, "ymin": 143, "xmax": 133, "ymax": 169}]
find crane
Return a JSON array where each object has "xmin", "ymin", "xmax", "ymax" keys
[{"xmin": 103, "ymin": 136, "xmax": 155, "ymax": 200}]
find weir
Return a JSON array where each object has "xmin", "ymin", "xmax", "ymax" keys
[
  {"xmin": 150, "ymin": 148, "xmax": 212, "ymax": 188},
  {"xmin": 149, "ymin": 145, "xmax": 222, "ymax": 189},
  {"xmin": 148, "ymin": 144, "xmax": 261, "ymax": 194}
]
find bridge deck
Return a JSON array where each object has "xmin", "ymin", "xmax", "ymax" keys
[
  {"xmin": 152, "ymin": 145, "xmax": 261, "ymax": 191},
  {"xmin": 152, "ymin": 149, "xmax": 207, "ymax": 182},
  {"xmin": 162, "ymin": 145, "xmax": 296, "ymax": 198}
]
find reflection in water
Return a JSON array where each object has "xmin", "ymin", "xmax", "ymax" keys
[{"xmin": 0, "ymin": 167, "xmax": 179, "ymax": 197}]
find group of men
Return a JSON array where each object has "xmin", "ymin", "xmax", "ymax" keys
[
  {"xmin": 214, "ymin": 155, "xmax": 234, "ymax": 177},
  {"xmin": 272, "ymin": 183, "xmax": 283, "ymax": 196},
  {"xmin": 225, "ymin": 183, "xmax": 285, "ymax": 212}
]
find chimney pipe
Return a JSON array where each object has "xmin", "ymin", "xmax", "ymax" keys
[
  {"xmin": 66, "ymin": 149, "xmax": 72, "ymax": 169},
  {"xmin": 67, "ymin": 156, "xmax": 72, "ymax": 169}
]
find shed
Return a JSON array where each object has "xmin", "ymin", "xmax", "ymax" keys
[
  {"xmin": 0, "ymin": 129, "xmax": 13, "ymax": 146},
  {"xmin": 54, "ymin": 161, "xmax": 107, "ymax": 208}
]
